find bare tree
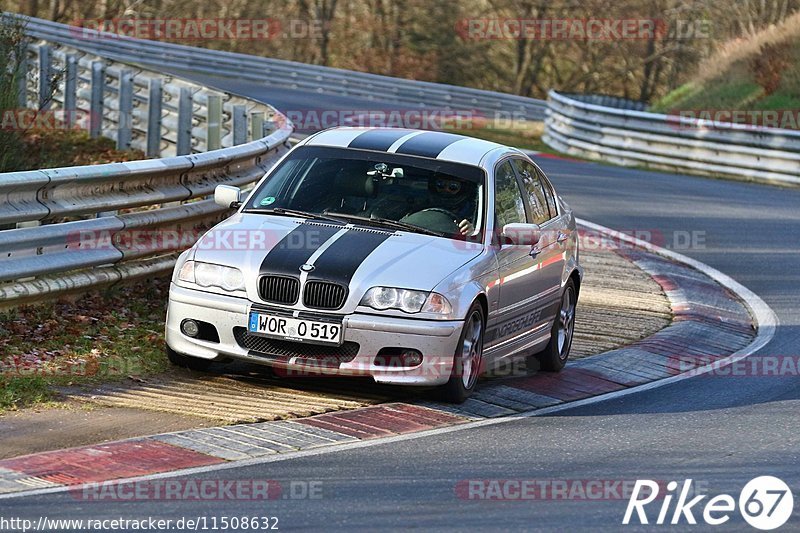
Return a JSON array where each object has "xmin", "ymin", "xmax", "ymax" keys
[{"xmin": 5, "ymin": 0, "xmax": 799, "ymax": 103}]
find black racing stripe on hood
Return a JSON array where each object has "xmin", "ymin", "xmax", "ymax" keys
[
  {"xmin": 393, "ymin": 131, "xmax": 464, "ymax": 158},
  {"xmin": 347, "ymin": 129, "xmax": 415, "ymax": 151},
  {"xmin": 259, "ymin": 223, "xmax": 342, "ymax": 277},
  {"xmin": 306, "ymin": 229, "xmax": 393, "ymax": 286}
]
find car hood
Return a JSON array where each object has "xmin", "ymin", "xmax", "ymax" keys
[{"xmin": 192, "ymin": 213, "xmax": 484, "ymax": 306}]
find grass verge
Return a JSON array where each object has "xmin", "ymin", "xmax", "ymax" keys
[
  {"xmin": 0, "ymin": 276, "xmax": 172, "ymax": 412},
  {"xmin": 446, "ymin": 120, "xmax": 552, "ymax": 153},
  {"xmin": 651, "ymin": 12, "xmax": 800, "ymax": 117}
]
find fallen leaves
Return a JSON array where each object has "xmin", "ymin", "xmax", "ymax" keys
[
  {"xmin": 9, "ymin": 130, "xmax": 146, "ymax": 173},
  {"xmin": 0, "ymin": 276, "xmax": 172, "ymax": 410}
]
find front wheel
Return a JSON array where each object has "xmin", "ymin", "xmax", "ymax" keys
[
  {"xmin": 532, "ymin": 279, "xmax": 577, "ymax": 372},
  {"xmin": 441, "ymin": 302, "xmax": 485, "ymax": 403}
]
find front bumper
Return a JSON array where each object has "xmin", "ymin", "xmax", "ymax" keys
[{"xmin": 166, "ymin": 283, "xmax": 463, "ymax": 386}]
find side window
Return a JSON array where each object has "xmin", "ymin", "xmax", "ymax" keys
[
  {"xmin": 539, "ymin": 170, "xmax": 559, "ymax": 218},
  {"xmin": 514, "ymin": 160, "xmax": 553, "ymax": 225},
  {"xmin": 494, "ymin": 161, "xmax": 527, "ymax": 228}
]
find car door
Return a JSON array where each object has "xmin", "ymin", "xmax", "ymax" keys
[
  {"xmin": 511, "ymin": 158, "xmax": 566, "ymax": 330},
  {"xmin": 484, "ymin": 159, "xmax": 546, "ymax": 357}
]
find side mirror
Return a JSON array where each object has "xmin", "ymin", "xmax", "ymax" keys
[
  {"xmin": 214, "ymin": 185, "xmax": 242, "ymax": 208},
  {"xmin": 501, "ymin": 223, "xmax": 541, "ymax": 246}
]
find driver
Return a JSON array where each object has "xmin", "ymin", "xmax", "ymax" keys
[
  {"xmin": 428, "ymin": 175, "xmax": 476, "ymax": 236},
  {"xmin": 367, "ymin": 171, "xmax": 478, "ymax": 236}
]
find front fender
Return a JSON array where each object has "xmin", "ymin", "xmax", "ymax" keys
[{"xmin": 431, "ymin": 251, "xmax": 497, "ymax": 320}]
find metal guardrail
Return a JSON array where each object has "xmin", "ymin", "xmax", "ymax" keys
[
  {"xmin": 14, "ymin": 14, "xmax": 547, "ymax": 123},
  {"xmin": 22, "ymin": 41, "xmax": 284, "ymax": 157},
  {"xmin": 559, "ymin": 93, "xmax": 648, "ymax": 112},
  {"xmin": 0, "ymin": 22, "xmax": 294, "ymax": 306},
  {"xmin": 543, "ymin": 91, "xmax": 800, "ymax": 186},
  {"xmin": 0, "ymin": 129, "xmax": 292, "ymax": 305}
]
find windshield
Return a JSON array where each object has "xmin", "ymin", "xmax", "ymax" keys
[{"xmin": 245, "ymin": 146, "xmax": 485, "ymax": 239}]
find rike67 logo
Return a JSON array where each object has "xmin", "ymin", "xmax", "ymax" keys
[{"xmin": 623, "ymin": 477, "xmax": 794, "ymax": 530}]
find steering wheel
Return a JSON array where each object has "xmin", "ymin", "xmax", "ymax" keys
[
  {"xmin": 400, "ymin": 207, "xmax": 461, "ymax": 234},
  {"xmin": 418, "ymin": 207, "xmax": 459, "ymax": 219}
]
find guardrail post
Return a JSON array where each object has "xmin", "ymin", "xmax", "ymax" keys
[
  {"xmin": 176, "ymin": 87, "xmax": 193, "ymax": 155},
  {"xmin": 90, "ymin": 61, "xmax": 106, "ymax": 138},
  {"xmin": 146, "ymin": 78, "xmax": 163, "ymax": 157},
  {"xmin": 16, "ymin": 220, "xmax": 40, "ymax": 229},
  {"xmin": 232, "ymin": 104, "xmax": 247, "ymax": 145},
  {"xmin": 38, "ymin": 45, "xmax": 52, "ymax": 110},
  {"xmin": 250, "ymin": 111, "xmax": 264, "ymax": 141},
  {"xmin": 14, "ymin": 220, "xmax": 41, "ymax": 281},
  {"xmin": 63, "ymin": 54, "xmax": 78, "ymax": 129},
  {"xmin": 206, "ymin": 94, "xmax": 222, "ymax": 150},
  {"xmin": 117, "ymin": 69, "xmax": 133, "ymax": 150},
  {"xmin": 17, "ymin": 47, "xmax": 28, "ymax": 108}
]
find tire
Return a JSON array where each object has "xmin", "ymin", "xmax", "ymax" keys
[
  {"xmin": 441, "ymin": 302, "xmax": 485, "ymax": 403},
  {"xmin": 533, "ymin": 279, "xmax": 577, "ymax": 372},
  {"xmin": 166, "ymin": 345, "xmax": 213, "ymax": 372}
]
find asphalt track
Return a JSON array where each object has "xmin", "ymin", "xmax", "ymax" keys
[{"xmin": 3, "ymin": 78, "xmax": 799, "ymax": 531}]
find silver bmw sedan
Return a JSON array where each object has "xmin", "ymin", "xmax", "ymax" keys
[{"xmin": 166, "ymin": 127, "xmax": 582, "ymax": 402}]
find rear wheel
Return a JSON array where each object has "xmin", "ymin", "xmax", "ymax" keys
[
  {"xmin": 533, "ymin": 279, "xmax": 577, "ymax": 372},
  {"xmin": 166, "ymin": 346, "xmax": 213, "ymax": 372},
  {"xmin": 441, "ymin": 302, "xmax": 485, "ymax": 403}
]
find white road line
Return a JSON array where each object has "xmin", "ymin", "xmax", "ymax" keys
[
  {"xmin": 0, "ymin": 219, "xmax": 778, "ymax": 501},
  {"xmin": 576, "ymin": 217, "xmax": 778, "ymax": 345}
]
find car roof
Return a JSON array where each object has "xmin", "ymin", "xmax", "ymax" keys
[{"xmin": 301, "ymin": 127, "xmax": 519, "ymax": 167}]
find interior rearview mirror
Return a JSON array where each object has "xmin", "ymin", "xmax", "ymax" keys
[{"xmin": 214, "ymin": 185, "xmax": 242, "ymax": 208}]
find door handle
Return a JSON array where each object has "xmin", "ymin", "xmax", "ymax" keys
[
  {"xmin": 557, "ymin": 232, "xmax": 569, "ymax": 243},
  {"xmin": 529, "ymin": 246, "xmax": 541, "ymax": 258}
]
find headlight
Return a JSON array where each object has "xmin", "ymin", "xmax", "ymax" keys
[
  {"xmin": 220, "ymin": 266, "xmax": 245, "ymax": 291},
  {"xmin": 360, "ymin": 287, "xmax": 451, "ymax": 314},
  {"xmin": 178, "ymin": 261, "xmax": 245, "ymax": 292},
  {"xmin": 368, "ymin": 287, "xmax": 400, "ymax": 310}
]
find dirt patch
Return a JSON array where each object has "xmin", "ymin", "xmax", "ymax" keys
[
  {"xmin": 0, "ymin": 401, "xmax": 215, "ymax": 460},
  {"xmin": 572, "ymin": 248, "xmax": 672, "ymax": 358}
]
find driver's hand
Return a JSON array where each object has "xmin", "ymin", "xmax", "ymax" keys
[{"xmin": 458, "ymin": 219, "xmax": 474, "ymax": 236}]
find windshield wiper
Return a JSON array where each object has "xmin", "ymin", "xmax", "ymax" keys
[
  {"xmin": 245, "ymin": 207, "xmax": 347, "ymax": 225},
  {"xmin": 325, "ymin": 212, "xmax": 445, "ymax": 237}
]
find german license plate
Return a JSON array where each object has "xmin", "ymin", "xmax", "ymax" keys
[{"xmin": 248, "ymin": 312, "xmax": 343, "ymax": 345}]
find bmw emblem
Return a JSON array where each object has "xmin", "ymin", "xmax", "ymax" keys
[{"xmin": 300, "ymin": 263, "xmax": 315, "ymax": 273}]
